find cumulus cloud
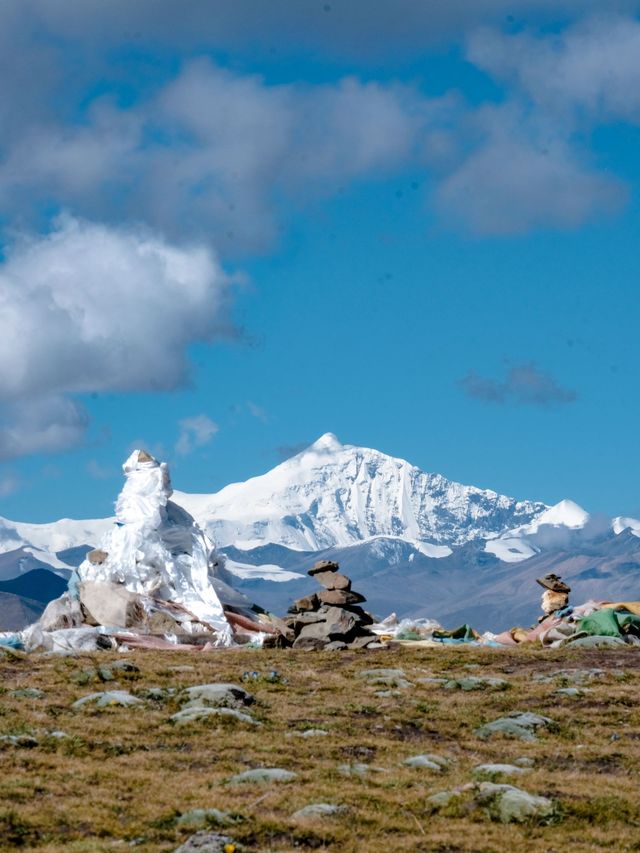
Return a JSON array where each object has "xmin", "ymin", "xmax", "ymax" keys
[
  {"xmin": 459, "ymin": 363, "xmax": 577, "ymax": 406},
  {"xmin": 176, "ymin": 415, "xmax": 219, "ymax": 455},
  {"xmin": 0, "ymin": 396, "xmax": 89, "ymax": 460},
  {"xmin": 0, "ymin": 60, "xmax": 425, "ymax": 250},
  {"xmin": 436, "ymin": 104, "xmax": 626, "ymax": 234},
  {"xmin": 0, "ymin": 216, "xmax": 234, "ymax": 457},
  {"xmin": 468, "ymin": 16, "xmax": 640, "ymax": 122}
]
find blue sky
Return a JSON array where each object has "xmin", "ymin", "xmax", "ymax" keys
[{"xmin": 2, "ymin": 0, "xmax": 640, "ymax": 521}]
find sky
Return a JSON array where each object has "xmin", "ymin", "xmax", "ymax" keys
[{"xmin": 2, "ymin": 0, "xmax": 640, "ymax": 521}]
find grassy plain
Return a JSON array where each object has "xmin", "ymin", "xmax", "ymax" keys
[{"xmin": 1, "ymin": 644, "xmax": 640, "ymax": 852}]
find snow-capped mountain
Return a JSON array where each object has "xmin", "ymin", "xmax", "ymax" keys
[
  {"xmin": 174, "ymin": 432, "xmax": 548, "ymax": 552},
  {"xmin": 1, "ymin": 432, "xmax": 640, "ymax": 632}
]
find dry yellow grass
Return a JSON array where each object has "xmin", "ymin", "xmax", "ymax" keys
[{"xmin": 1, "ymin": 644, "xmax": 640, "ymax": 852}]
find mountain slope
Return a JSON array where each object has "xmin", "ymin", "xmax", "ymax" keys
[{"xmin": 176, "ymin": 433, "xmax": 548, "ymax": 551}]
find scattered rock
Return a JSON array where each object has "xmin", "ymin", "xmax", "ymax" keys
[
  {"xmin": 112, "ymin": 660, "xmax": 141, "ymax": 674},
  {"xmin": 9, "ymin": 687, "xmax": 45, "ymax": 699},
  {"xmin": 228, "ymin": 767, "xmax": 297, "ymax": 785},
  {"xmin": 427, "ymin": 790, "xmax": 459, "ymax": 808},
  {"xmin": 403, "ymin": 753, "xmax": 451, "ymax": 771},
  {"xmin": 292, "ymin": 803, "xmax": 348, "ymax": 818},
  {"xmin": 475, "ymin": 712, "xmax": 554, "ymax": 742},
  {"xmin": 174, "ymin": 831, "xmax": 240, "ymax": 852},
  {"xmin": 337, "ymin": 762, "xmax": 386, "ymax": 777},
  {"xmin": 288, "ymin": 729, "xmax": 328, "ymax": 738},
  {"xmin": 534, "ymin": 668, "xmax": 604, "ymax": 685},
  {"xmin": 476, "ymin": 782, "xmax": 555, "ymax": 823},
  {"xmin": 427, "ymin": 782, "xmax": 555, "ymax": 824},
  {"xmin": 443, "ymin": 677, "xmax": 509, "ymax": 691},
  {"xmin": 72, "ymin": 690, "xmax": 143, "ymax": 709},
  {"xmin": 0, "ymin": 734, "xmax": 39, "ymax": 748},
  {"xmin": 359, "ymin": 668, "xmax": 412, "ymax": 688},
  {"xmin": 138, "ymin": 687, "xmax": 174, "ymax": 701},
  {"xmin": 170, "ymin": 707, "xmax": 259, "ymax": 727},
  {"xmin": 182, "ymin": 684, "xmax": 254, "ymax": 709},
  {"xmin": 514, "ymin": 757, "xmax": 535, "ymax": 768},
  {"xmin": 473, "ymin": 763, "xmax": 532, "ymax": 780},
  {"xmin": 176, "ymin": 809, "xmax": 240, "ymax": 829},
  {"xmin": 554, "ymin": 687, "xmax": 588, "ymax": 698}
]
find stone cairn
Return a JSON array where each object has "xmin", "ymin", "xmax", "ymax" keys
[{"xmin": 281, "ymin": 560, "xmax": 378, "ymax": 650}]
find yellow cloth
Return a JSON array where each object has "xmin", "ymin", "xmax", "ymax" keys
[{"xmin": 601, "ymin": 601, "xmax": 640, "ymax": 616}]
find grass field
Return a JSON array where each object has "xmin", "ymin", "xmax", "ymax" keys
[{"xmin": 1, "ymin": 644, "xmax": 640, "ymax": 852}]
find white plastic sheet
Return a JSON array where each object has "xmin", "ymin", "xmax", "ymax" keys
[{"xmin": 78, "ymin": 449, "xmax": 232, "ymax": 645}]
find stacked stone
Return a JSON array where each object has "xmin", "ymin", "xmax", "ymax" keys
[{"xmin": 284, "ymin": 560, "xmax": 378, "ymax": 650}]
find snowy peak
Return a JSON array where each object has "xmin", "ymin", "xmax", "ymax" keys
[
  {"xmin": 534, "ymin": 499, "xmax": 590, "ymax": 530},
  {"xmin": 484, "ymin": 498, "xmax": 625, "ymax": 563},
  {"xmin": 176, "ymin": 434, "xmax": 548, "ymax": 552},
  {"xmin": 307, "ymin": 432, "xmax": 343, "ymax": 453}
]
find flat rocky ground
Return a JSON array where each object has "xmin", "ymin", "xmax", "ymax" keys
[{"xmin": 1, "ymin": 644, "xmax": 640, "ymax": 852}]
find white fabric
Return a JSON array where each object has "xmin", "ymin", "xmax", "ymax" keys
[{"xmin": 78, "ymin": 449, "xmax": 232, "ymax": 645}]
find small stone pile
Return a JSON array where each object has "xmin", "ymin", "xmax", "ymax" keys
[{"xmin": 282, "ymin": 560, "xmax": 378, "ymax": 650}]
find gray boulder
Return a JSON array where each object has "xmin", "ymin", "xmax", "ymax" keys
[
  {"xmin": 72, "ymin": 690, "xmax": 142, "ymax": 709},
  {"xmin": 182, "ymin": 683, "xmax": 254, "ymax": 709},
  {"xmin": 477, "ymin": 783, "xmax": 555, "ymax": 823},
  {"xmin": 174, "ymin": 832, "xmax": 240, "ymax": 852},
  {"xmin": 475, "ymin": 712, "xmax": 553, "ymax": 742},
  {"xmin": 228, "ymin": 767, "xmax": 297, "ymax": 785},
  {"xmin": 79, "ymin": 581, "xmax": 145, "ymax": 628}
]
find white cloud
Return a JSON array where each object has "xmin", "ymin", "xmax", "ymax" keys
[
  {"xmin": 0, "ymin": 215, "xmax": 233, "ymax": 400},
  {"xmin": 436, "ymin": 104, "xmax": 625, "ymax": 234},
  {"xmin": 176, "ymin": 414, "xmax": 219, "ymax": 455},
  {"xmin": 0, "ymin": 396, "xmax": 88, "ymax": 460},
  {"xmin": 0, "ymin": 61, "xmax": 423, "ymax": 250},
  {"xmin": 468, "ymin": 16, "xmax": 640, "ymax": 123},
  {"xmin": 0, "ymin": 216, "xmax": 234, "ymax": 458}
]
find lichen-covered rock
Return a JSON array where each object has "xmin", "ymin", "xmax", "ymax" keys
[
  {"xmin": 174, "ymin": 831, "xmax": 240, "ymax": 852},
  {"xmin": 403, "ymin": 753, "xmax": 452, "ymax": 771},
  {"xmin": 443, "ymin": 677, "xmax": 509, "ymax": 691},
  {"xmin": 472, "ymin": 763, "xmax": 532, "ymax": 780},
  {"xmin": 227, "ymin": 767, "xmax": 297, "ymax": 785},
  {"xmin": 292, "ymin": 803, "xmax": 348, "ymax": 818},
  {"xmin": 176, "ymin": 809, "xmax": 240, "ymax": 829},
  {"xmin": 475, "ymin": 712, "xmax": 554, "ymax": 742},
  {"xmin": 182, "ymin": 684, "xmax": 254, "ymax": 709},
  {"xmin": 359, "ymin": 668, "xmax": 412, "ymax": 688},
  {"xmin": 477, "ymin": 783, "xmax": 555, "ymax": 823},
  {"xmin": 73, "ymin": 690, "xmax": 143, "ymax": 709},
  {"xmin": 170, "ymin": 707, "xmax": 259, "ymax": 727}
]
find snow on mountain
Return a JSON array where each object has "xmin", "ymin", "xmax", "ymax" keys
[
  {"xmin": 0, "ymin": 515, "xmax": 113, "ymax": 576},
  {"xmin": 484, "ymin": 498, "xmax": 628, "ymax": 563},
  {"xmin": 175, "ymin": 432, "xmax": 548, "ymax": 552}
]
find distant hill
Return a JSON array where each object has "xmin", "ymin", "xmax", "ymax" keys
[
  {"xmin": 0, "ymin": 569, "xmax": 68, "ymax": 603},
  {"xmin": 0, "ymin": 591, "xmax": 45, "ymax": 631}
]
